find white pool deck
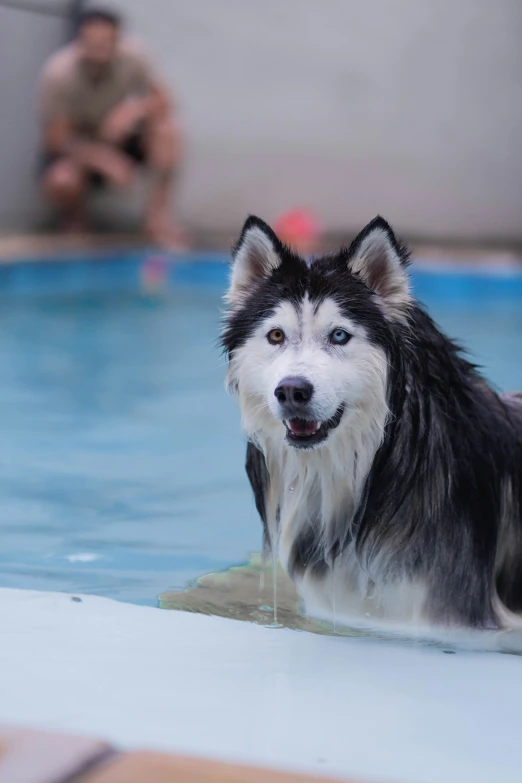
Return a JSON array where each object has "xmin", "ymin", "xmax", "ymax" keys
[{"xmin": 1, "ymin": 588, "xmax": 522, "ymax": 783}]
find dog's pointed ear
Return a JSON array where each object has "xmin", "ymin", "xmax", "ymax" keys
[
  {"xmin": 226, "ymin": 216, "xmax": 283, "ymax": 306},
  {"xmin": 348, "ymin": 216, "xmax": 411, "ymax": 321}
]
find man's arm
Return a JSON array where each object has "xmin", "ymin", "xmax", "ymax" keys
[
  {"xmin": 100, "ymin": 45, "xmax": 174, "ymax": 143},
  {"xmin": 139, "ymin": 79, "xmax": 172, "ymax": 121},
  {"xmin": 39, "ymin": 62, "xmax": 75, "ymax": 156},
  {"xmin": 43, "ymin": 112, "xmax": 117, "ymax": 173},
  {"xmin": 40, "ymin": 82, "xmax": 134, "ymax": 188},
  {"xmin": 99, "ymin": 79, "xmax": 173, "ymax": 145},
  {"xmin": 39, "ymin": 63, "xmax": 96, "ymax": 159}
]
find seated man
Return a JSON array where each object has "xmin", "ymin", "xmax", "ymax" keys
[{"xmin": 38, "ymin": 7, "xmax": 181, "ymax": 247}]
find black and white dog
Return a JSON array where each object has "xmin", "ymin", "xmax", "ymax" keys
[{"xmin": 222, "ymin": 215, "xmax": 522, "ymax": 631}]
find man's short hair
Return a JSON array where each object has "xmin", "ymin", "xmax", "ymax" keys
[{"xmin": 76, "ymin": 7, "xmax": 122, "ymax": 31}]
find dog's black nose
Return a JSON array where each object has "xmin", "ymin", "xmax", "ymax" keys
[{"xmin": 274, "ymin": 377, "xmax": 314, "ymax": 406}]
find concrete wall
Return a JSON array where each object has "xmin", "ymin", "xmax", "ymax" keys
[
  {"xmin": 116, "ymin": 0, "xmax": 522, "ymax": 242},
  {"xmin": 0, "ymin": 1, "xmax": 71, "ymax": 229},
  {"xmin": 3, "ymin": 0, "xmax": 522, "ymax": 241}
]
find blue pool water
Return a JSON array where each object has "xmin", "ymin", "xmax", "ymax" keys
[{"xmin": 0, "ymin": 256, "xmax": 521, "ymax": 606}]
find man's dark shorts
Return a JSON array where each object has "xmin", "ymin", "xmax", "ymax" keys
[{"xmin": 39, "ymin": 133, "xmax": 147, "ymax": 188}]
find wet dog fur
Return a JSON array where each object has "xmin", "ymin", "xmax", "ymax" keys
[{"xmin": 222, "ymin": 215, "xmax": 522, "ymax": 630}]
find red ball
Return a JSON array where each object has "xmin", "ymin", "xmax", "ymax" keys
[{"xmin": 273, "ymin": 209, "xmax": 320, "ymax": 254}]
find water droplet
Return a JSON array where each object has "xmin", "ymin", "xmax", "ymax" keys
[{"xmin": 272, "ymin": 547, "xmax": 278, "ymax": 626}]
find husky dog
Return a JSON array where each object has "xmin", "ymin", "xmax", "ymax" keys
[{"xmin": 222, "ymin": 215, "xmax": 522, "ymax": 630}]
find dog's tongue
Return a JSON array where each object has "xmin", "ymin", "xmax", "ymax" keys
[{"xmin": 287, "ymin": 418, "xmax": 320, "ymax": 436}]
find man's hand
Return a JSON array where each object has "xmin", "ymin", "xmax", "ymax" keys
[
  {"xmin": 100, "ymin": 83, "xmax": 171, "ymax": 144},
  {"xmin": 99, "ymin": 97, "xmax": 150, "ymax": 144},
  {"xmin": 73, "ymin": 141, "xmax": 135, "ymax": 188}
]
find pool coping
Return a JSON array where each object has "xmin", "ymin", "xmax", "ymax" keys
[{"xmin": 3, "ymin": 586, "xmax": 522, "ymax": 783}]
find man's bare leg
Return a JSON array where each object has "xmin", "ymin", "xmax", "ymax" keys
[
  {"xmin": 73, "ymin": 142, "xmax": 135, "ymax": 189},
  {"xmin": 144, "ymin": 116, "xmax": 184, "ymax": 248},
  {"xmin": 42, "ymin": 148, "xmax": 136, "ymax": 233},
  {"xmin": 42, "ymin": 160, "xmax": 87, "ymax": 233}
]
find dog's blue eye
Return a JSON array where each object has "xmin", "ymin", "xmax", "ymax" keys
[{"xmin": 330, "ymin": 328, "xmax": 351, "ymax": 345}]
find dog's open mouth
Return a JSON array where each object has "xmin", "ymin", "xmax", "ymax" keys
[{"xmin": 284, "ymin": 405, "xmax": 345, "ymax": 448}]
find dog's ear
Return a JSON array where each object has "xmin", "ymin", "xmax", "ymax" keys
[
  {"xmin": 226, "ymin": 216, "xmax": 283, "ymax": 306},
  {"xmin": 348, "ymin": 216, "xmax": 411, "ymax": 321}
]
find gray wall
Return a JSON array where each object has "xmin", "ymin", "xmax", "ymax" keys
[
  {"xmin": 118, "ymin": 0, "xmax": 522, "ymax": 242},
  {"xmin": 3, "ymin": 0, "xmax": 522, "ymax": 241},
  {"xmin": 0, "ymin": 1, "xmax": 71, "ymax": 229}
]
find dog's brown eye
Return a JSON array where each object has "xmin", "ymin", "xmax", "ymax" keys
[
  {"xmin": 267, "ymin": 328, "xmax": 285, "ymax": 345},
  {"xmin": 330, "ymin": 328, "xmax": 351, "ymax": 345}
]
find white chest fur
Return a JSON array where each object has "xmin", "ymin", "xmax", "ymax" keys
[{"xmin": 263, "ymin": 437, "xmax": 428, "ymax": 629}]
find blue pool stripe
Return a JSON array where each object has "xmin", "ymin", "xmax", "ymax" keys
[{"xmin": 0, "ymin": 250, "xmax": 521, "ymax": 301}]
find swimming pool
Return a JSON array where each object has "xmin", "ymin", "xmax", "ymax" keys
[{"xmin": 0, "ymin": 254, "xmax": 521, "ymax": 606}]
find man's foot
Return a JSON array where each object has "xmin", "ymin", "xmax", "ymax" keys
[{"xmin": 42, "ymin": 160, "xmax": 88, "ymax": 233}]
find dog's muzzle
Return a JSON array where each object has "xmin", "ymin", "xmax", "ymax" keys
[{"xmin": 274, "ymin": 376, "xmax": 345, "ymax": 448}]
